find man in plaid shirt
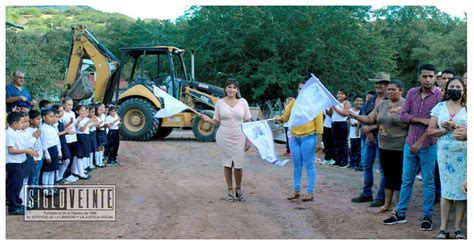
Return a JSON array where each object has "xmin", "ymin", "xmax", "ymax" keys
[{"xmin": 383, "ymin": 64, "xmax": 443, "ymax": 231}]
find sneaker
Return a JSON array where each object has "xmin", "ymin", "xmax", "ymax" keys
[
  {"xmin": 329, "ymin": 159, "xmax": 336, "ymax": 165},
  {"xmin": 370, "ymin": 198, "xmax": 384, "ymax": 207},
  {"xmin": 108, "ymin": 160, "xmax": 118, "ymax": 165},
  {"xmin": 420, "ymin": 216, "xmax": 433, "ymax": 231},
  {"xmin": 63, "ymin": 175, "xmax": 77, "ymax": 183},
  {"xmin": 8, "ymin": 208, "xmax": 25, "ymax": 215},
  {"xmin": 74, "ymin": 174, "xmax": 90, "ymax": 180},
  {"xmin": 351, "ymin": 194, "xmax": 373, "ymax": 203},
  {"xmin": 436, "ymin": 230, "xmax": 450, "ymax": 239},
  {"xmin": 321, "ymin": 159, "xmax": 332, "ymax": 165},
  {"xmin": 454, "ymin": 230, "xmax": 466, "ymax": 239},
  {"xmin": 338, "ymin": 163, "xmax": 350, "ymax": 169},
  {"xmin": 383, "ymin": 213, "xmax": 407, "ymax": 225}
]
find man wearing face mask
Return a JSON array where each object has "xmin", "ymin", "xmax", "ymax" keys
[{"xmin": 383, "ymin": 64, "xmax": 443, "ymax": 232}]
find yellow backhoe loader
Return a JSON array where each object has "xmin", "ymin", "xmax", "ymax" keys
[{"xmin": 63, "ymin": 24, "xmax": 222, "ymax": 141}]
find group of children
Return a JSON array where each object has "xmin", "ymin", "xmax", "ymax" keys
[{"xmin": 5, "ymin": 97, "xmax": 121, "ymax": 215}]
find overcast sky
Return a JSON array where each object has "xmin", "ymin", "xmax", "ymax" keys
[{"xmin": 5, "ymin": 0, "xmax": 468, "ymax": 20}]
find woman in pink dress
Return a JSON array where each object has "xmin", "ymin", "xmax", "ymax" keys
[{"xmin": 200, "ymin": 78, "xmax": 252, "ymax": 202}]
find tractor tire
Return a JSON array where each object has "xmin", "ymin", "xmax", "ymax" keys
[
  {"xmin": 192, "ymin": 110, "xmax": 218, "ymax": 142},
  {"xmin": 153, "ymin": 126, "xmax": 174, "ymax": 139},
  {"xmin": 118, "ymin": 98, "xmax": 160, "ymax": 141}
]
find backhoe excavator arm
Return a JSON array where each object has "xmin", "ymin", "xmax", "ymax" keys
[{"xmin": 63, "ymin": 24, "xmax": 120, "ymax": 104}]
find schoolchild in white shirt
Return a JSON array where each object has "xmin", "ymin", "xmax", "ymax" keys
[
  {"xmin": 87, "ymin": 105, "xmax": 99, "ymax": 171},
  {"xmin": 6, "ymin": 112, "xmax": 37, "ymax": 215},
  {"xmin": 94, "ymin": 103, "xmax": 107, "ymax": 167},
  {"xmin": 73, "ymin": 105, "xmax": 92, "ymax": 179},
  {"xmin": 18, "ymin": 112, "xmax": 37, "ymax": 204},
  {"xmin": 61, "ymin": 97, "xmax": 79, "ymax": 183},
  {"xmin": 26, "ymin": 110, "xmax": 43, "ymax": 187},
  {"xmin": 40, "ymin": 109, "xmax": 62, "ymax": 196},
  {"xmin": 52, "ymin": 105, "xmax": 73, "ymax": 183},
  {"xmin": 105, "ymin": 105, "xmax": 121, "ymax": 165}
]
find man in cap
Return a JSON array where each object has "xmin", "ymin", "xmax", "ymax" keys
[{"xmin": 351, "ymin": 72, "xmax": 389, "ymax": 208}]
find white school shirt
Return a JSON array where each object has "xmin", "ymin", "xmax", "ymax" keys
[
  {"xmin": 40, "ymin": 123, "xmax": 62, "ymax": 160},
  {"xmin": 25, "ymin": 127, "xmax": 43, "ymax": 161},
  {"xmin": 349, "ymin": 108, "xmax": 361, "ymax": 139},
  {"xmin": 62, "ymin": 110, "xmax": 77, "ymax": 143},
  {"xmin": 105, "ymin": 114, "xmax": 120, "ymax": 130},
  {"xmin": 89, "ymin": 117, "xmax": 96, "ymax": 132},
  {"xmin": 323, "ymin": 110, "xmax": 332, "ymax": 128},
  {"xmin": 18, "ymin": 129, "xmax": 36, "ymax": 149},
  {"xmin": 6, "ymin": 127, "xmax": 27, "ymax": 164},
  {"xmin": 18, "ymin": 129, "xmax": 37, "ymax": 162},
  {"xmin": 97, "ymin": 114, "xmax": 106, "ymax": 131},
  {"xmin": 76, "ymin": 117, "xmax": 91, "ymax": 135}
]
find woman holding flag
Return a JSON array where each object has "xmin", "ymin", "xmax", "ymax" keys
[
  {"xmin": 200, "ymin": 78, "xmax": 252, "ymax": 202},
  {"xmin": 275, "ymin": 81, "xmax": 324, "ymax": 202}
]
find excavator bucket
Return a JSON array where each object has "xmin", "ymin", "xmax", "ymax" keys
[{"xmin": 65, "ymin": 74, "xmax": 93, "ymax": 103}]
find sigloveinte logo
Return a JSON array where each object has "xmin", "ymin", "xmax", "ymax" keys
[{"xmin": 24, "ymin": 185, "xmax": 115, "ymax": 221}]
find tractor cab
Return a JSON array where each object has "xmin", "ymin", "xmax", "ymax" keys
[{"xmin": 120, "ymin": 46, "xmax": 188, "ymax": 100}]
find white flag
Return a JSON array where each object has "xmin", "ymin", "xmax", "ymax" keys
[
  {"xmin": 288, "ymin": 74, "xmax": 338, "ymax": 129},
  {"xmin": 241, "ymin": 120, "xmax": 289, "ymax": 167},
  {"xmin": 153, "ymin": 85, "xmax": 189, "ymax": 118}
]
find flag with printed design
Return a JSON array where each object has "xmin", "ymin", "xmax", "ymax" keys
[{"xmin": 241, "ymin": 120, "xmax": 289, "ymax": 167}]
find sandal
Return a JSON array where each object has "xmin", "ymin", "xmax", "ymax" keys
[
  {"xmin": 235, "ymin": 187, "xmax": 245, "ymax": 202},
  {"xmin": 287, "ymin": 191, "xmax": 300, "ymax": 200},
  {"xmin": 374, "ymin": 206, "xmax": 392, "ymax": 214},
  {"xmin": 302, "ymin": 193, "xmax": 314, "ymax": 202},
  {"xmin": 226, "ymin": 188, "xmax": 235, "ymax": 202},
  {"xmin": 454, "ymin": 230, "xmax": 466, "ymax": 239},
  {"xmin": 436, "ymin": 230, "xmax": 450, "ymax": 239}
]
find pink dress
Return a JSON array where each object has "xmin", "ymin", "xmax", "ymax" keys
[{"xmin": 213, "ymin": 98, "xmax": 252, "ymax": 169}]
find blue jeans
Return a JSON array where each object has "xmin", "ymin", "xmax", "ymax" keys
[
  {"xmin": 396, "ymin": 144, "xmax": 437, "ymax": 218},
  {"xmin": 361, "ymin": 138, "xmax": 385, "ymax": 200},
  {"xmin": 28, "ymin": 159, "xmax": 43, "ymax": 186},
  {"xmin": 289, "ymin": 134, "xmax": 317, "ymax": 193}
]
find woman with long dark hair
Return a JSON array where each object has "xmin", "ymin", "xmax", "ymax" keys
[
  {"xmin": 427, "ymin": 77, "xmax": 467, "ymax": 239},
  {"xmin": 200, "ymin": 78, "xmax": 252, "ymax": 202}
]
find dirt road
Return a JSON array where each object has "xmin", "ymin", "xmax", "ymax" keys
[{"xmin": 6, "ymin": 130, "xmax": 460, "ymax": 239}]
